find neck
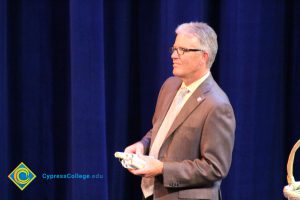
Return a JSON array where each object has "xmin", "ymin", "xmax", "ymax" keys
[{"xmin": 182, "ymin": 70, "xmax": 210, "ymax": 86}]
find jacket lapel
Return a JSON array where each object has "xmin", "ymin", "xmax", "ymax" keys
[{"xmin": 163, "ymin": 75, "xmax": 213, "ymax": 142}]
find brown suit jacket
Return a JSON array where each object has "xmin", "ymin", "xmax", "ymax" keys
[{"xmin": 141, "ymin": 75, "xmax": 236, "ymax": 200}]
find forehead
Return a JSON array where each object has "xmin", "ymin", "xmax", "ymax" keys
[{"xmin": 173, "ymin": 34, "xmax": 200, "ymax": 47}]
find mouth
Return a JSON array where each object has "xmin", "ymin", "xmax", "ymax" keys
[{"xmin": 173, "ymin": 63, "xmax": 180, "ymax": 67}]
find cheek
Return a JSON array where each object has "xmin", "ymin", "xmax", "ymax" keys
[
  {"xmin": 190, "ymin": 57, "xmax": 202, "ymax": 68},
  {"xmin": 181, "ymin": 58, "xmax": 190, "ymax": 67},
  {"xmin": 182, "ymin": 58, "xmax": 196, "ymax": 70}
]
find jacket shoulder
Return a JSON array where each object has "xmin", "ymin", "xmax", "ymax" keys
[{"xmin": 161, "ymin": 76, "xmax": 182, "ymax": 91}]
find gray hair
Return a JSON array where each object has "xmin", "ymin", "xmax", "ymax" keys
[{"xmin": 175, "ymin": 22, "xmax": 218, "ymax": 68}]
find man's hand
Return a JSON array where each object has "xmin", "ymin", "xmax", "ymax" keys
[
  {"xmin": 129, "ymin": 155, "xmax": 163, "ymax": 178},
  {"xmin": 124, "ymin": 142, "xmax": 144, "ymax": 155},
  {"xmin": 124, "ymin": 142, "xmax": 163, "ymax": 177}
]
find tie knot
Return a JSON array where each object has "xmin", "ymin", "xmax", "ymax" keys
[
  {"xmin": 174, "ymin": 87, "xmax": 189, "ymax": 107},
  {"xmin": 179, "ymin": 87, "xmax": 189, "ymax": 97}
]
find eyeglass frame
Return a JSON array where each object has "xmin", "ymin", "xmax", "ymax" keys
[{"xmin": 169, "ymin": 47, "xmax": 206, "ymax": 55}]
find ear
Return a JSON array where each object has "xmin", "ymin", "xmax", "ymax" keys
[
  {"xmin": 199, "ymin": 52, "xmax": 209, "ymax": 67},
  {"xmin": 202, "ymin": 51, "xmax": 209, "ymax": 62}
]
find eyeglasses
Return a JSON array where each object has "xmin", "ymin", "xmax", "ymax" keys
[{"xmin": 169, "ymin": 47, "xmax": 205, "ymax": 55}]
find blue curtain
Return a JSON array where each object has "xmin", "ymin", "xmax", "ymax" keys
[{"xmin": 1, "ymin": 0, "xmax": 300, "ymax": 199}]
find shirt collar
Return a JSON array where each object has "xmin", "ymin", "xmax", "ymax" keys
[{"xmin": 181, "ymin": 71, "xmax": 210, "ymax": 94}]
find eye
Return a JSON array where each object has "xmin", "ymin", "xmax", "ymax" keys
[{"xmin": 178, "ymin": 47, "xmax": 188, "ymax": 52}]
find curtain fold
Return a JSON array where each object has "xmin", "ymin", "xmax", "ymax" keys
[{"xmin": 70, "ymin": 0, "xmax": 108, "ymax": 199}]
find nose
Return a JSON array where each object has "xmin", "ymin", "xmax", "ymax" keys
[{"xmin": 171, "ymin": 50, "xmax": 179, "ymax": 59}]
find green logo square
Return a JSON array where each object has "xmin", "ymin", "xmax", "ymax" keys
[{"xmin": 8, "ymin": 162, "xmax": 36, "ymax": 191}]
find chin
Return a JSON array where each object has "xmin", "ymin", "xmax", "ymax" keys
[{"xmin": 173, "ymin": 69, "xmax": 183, "ymax": 77}]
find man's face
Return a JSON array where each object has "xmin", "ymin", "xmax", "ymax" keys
[{"xmin": 171, "ymin": 34, "xmax": 208, "ymax": 85}]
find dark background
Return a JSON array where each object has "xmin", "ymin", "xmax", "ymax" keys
[{"xmin": 1, "ymin": 0, "xmax": 300, "ymax": 199}]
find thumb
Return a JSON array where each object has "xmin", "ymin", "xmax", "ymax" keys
[
  {"xmin": 135, "ymin": 144, "xmax": 144, "ymax": 155},
  {"xmin": 136, "ymin": 148, "xmax": 143, "ymax": 156}
]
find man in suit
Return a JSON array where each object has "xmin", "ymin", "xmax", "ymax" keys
[{"xmin": 124, "ymin": 22, "xmax": 236, "ymax": 200}]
